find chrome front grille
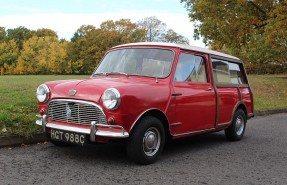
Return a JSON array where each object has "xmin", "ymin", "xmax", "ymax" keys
[{"xmin": 48, "ymin": 99, "xmax": 107, "ymax": 125}]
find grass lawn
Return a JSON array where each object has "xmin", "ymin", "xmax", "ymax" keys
[
  {"xmin": 248, "ymin": 75, "xmax": 287, "ymax": 111},
  {"xmin": 0, "ymin": 74, "xmax": 286, "ymax": 137},
  {"xmin": 0, "ymin": 75, "xmax": 89, "ymax": 137}
]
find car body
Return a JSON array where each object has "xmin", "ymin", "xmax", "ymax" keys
[{"xmin": 36, "ymin": 42, "xmax": 254, "ymax": 164}]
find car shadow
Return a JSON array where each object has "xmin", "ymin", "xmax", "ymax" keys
[
  {"xmin": 47, "ymin": 131, "xmax": 228, "ymax": 165},
  {"xmin": 162, "ymin": 131, "xmax": 227, "ymax": 159}
]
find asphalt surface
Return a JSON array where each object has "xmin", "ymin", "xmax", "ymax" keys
[{"xmin": 0, "ymin": 113, "xmax": 286, "ymax": 185}]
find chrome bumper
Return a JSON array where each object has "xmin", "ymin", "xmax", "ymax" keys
[{"xmin": 36, "ymin": 114, "xmax": 129, "ymax": 142}]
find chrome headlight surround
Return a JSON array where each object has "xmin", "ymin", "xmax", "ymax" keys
[
  {"xmin": 101, "ymin": 88, "xmax": 121, "ymax": 111},
  {"xmin": 36, "ymin": 84, "xmax": 50, "ymax": 103}
]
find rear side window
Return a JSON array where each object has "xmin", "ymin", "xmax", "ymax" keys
[
  {"xmin": 174, "ymin": 53, "xmax": 207, "ymax": 82},
  {"xmin": 212, "ymin": 58, "xmax": 246, "ymax": 84}
]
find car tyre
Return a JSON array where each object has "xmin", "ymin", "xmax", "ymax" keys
[
  {"xmin": 126, "ymin": 116, "xmax": 165, "ymax": 165},
  {"xmin": 225, "ymin": 109, "xmax": 246, "ymax": 141}
]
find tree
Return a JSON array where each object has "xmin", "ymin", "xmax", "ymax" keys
[
  {"xmin": 70, "ymin": 25, "xmax": 96, "ymax": 42},
  {"xmin": 14, "ymin": 36, "xmax": 68, "ymax": 74},
  {"xmin": 68, "ymin": 25, "xmax": 99, "ymax": 74},
  {"xmin": 0, "ymin": 27, "xmax": 6, "ymax": 42},
  {"xmin": 181, "ymin": 0, "xmax": 287, "ymax": 64},
  {"xmin": 137, "ymin": 16, "xmax": 167, "ymax": 42},
  {"xmin": 36, "ymin": 28, "xmax": 58, "ymax": 38},
  {"xmin": 0, "ymin": 39, "xmax": 19, "ymax": 75},
  {"xmin": 100, "ymin": 19, "xmax": 145, "ymax": 43},
  {"xmin": 163, "ymin": 29, "xmax": 189, "ymax": 44},
  {"xmin": 6, "ymin": 26, "xmax": 35, "ymax": 50},
  {"xmin": 68, "ymin": 20, "xmax": 146, "ymax": 74},
  {"xmin": 137, "ymin": 16, "xmax": 190, "ymax": 44}
]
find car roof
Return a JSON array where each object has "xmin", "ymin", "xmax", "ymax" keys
[{"xmin": 112, "ymin": 42, "xmax": 240, "ymax": 61}]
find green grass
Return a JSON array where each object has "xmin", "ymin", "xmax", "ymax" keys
[
  {"xmin": 248, "ymin": 75, "xmax": 287, "ymax": 111},
  {"xmin": 0, "ymin": 75, "xmax": 89, "ymax": 137},
  {"xmin": 0, "ymin": 74, "xmax": 286, "ymax": 137}
]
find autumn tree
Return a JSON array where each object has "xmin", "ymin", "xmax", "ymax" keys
[
  {"xmin": 163, "ymin": 29, "xmax": 189, "ymax": 44},
  {"xmin": 36, "ymin": 28, "xmax": 58, "ymax": 38},
  {"xmin": 181, "ymin": 0, "xmax": 287, "ymax": 64},
  {"xmin": 15, "ymin": 36, "xmax": 67, "ymax": 74},
  {"xmin": 68, "ymin": 25, "xmax": 100, "ymax": 74},
  {"xmin": 68, "ymin": 19, "xmax": 145, "ymax": 74},
  {"xmin": 6, "ymin": 26, "xmax": 35, "ymax": 50},
  {"xmin": 0, "ymin": 40, "xmax": 19, "ymax": 75},
  {"xmin": 0, "ymin": 27, "xmax": 5, "ymax": 42},
  {"xmin": 100, "ymin": 19, "xmax": 145, "ymax": 44}
]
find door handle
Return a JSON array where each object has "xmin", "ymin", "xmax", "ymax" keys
[
  {"xmin": 206, "ymin": 88, "xmax": 212, "ymax": 91},
  {"xmin": 171, "ymin": 93, "xmax": 182, "ymax": 96}
]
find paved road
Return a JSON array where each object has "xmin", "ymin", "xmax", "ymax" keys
[{"xmin": 0, "ymin": 113, "xmax": 286, "ymax": 185}]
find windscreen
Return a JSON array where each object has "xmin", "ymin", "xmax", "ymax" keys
[{"xmin": 94, "ymin": 48, "xmax": 174, "ymax": 78}]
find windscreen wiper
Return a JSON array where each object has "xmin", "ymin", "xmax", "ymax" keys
[
  {"xmin": 93, "ymin": 71, "xmax": 129, "ymax": 77},
  {"xmin": 106, "ymin": 72, "xmax": 129, "ymax": 76},
  {"xmin": 93, "ymin": 72, "xmax": 107, "ymax": 76}
]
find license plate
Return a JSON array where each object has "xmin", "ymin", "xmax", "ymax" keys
[{"xmin": 50, "ymin": 129, "xmax": 86, "ymax": 146}]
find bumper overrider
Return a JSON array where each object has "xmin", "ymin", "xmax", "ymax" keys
[{"xmin": 36, "ymin": 114, "xmax": 129, "ymax": 142}]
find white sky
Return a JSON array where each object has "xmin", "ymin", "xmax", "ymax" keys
[{"xmin": 0, "ymin": 0, "xmax": 206, "ymax": 47}]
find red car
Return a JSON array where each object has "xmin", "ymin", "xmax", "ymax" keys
[{"xmin": 36, "ymin": 42, "xmax": 254, "ymax": 164}]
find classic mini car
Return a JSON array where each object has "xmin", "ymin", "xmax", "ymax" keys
[{"xmin": 36, "ymin": 42, "xmax": 254, "ymax": 164}]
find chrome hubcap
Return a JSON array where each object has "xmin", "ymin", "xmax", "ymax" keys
[
  {"xmin": 143, "ymin": 127, "xmax": 161, "ymax": 156},
  {"xmin": 235, "ymin": 115, "xmax": 244, "ymax": 135}
]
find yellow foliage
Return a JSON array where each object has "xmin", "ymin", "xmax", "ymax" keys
[{"xmin": 14, "ymin": 36, "xmax": 68, "ymax": 74}]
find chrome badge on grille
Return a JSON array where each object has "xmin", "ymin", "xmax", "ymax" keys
[
  {"xmin": 69, "ymin": 89, "xmax": 77, "ymax": 96},
  {"xmin": 66, "ymin": 105, "xmax": 72, "ymax": 118}
]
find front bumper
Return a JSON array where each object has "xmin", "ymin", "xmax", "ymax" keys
[{"xmin": 36, "ymin": 114, "xmax": 129, "ymax": 142}]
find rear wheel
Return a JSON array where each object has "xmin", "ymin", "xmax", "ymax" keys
[
  {"xmin": 225, "ymin": 109, "xmax": 246, "ymax": 141},
  {"xmin": 126, "ymin": 116, "xmax": 165, "ymax": 165}
]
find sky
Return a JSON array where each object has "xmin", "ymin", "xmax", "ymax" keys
[{"xmin": 0, "ymin": 0, "xmax": 205, "ymax": 47}]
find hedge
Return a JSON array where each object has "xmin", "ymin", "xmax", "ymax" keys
[{"xmin": 245, "ymin": 64, "xmax": 287, "ymax": 74}]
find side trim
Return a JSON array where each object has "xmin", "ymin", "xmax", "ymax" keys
[
  {"xmin": 208, "ymin": 54, "xmax": 219, "ymax": 128},
  {"xmin": 237, "ymin": 87, "xmax": 242, "ymax": 101},
  {"xmin": 172, "ymin": 128, "xmax": 217, "ymax": 137},
  {"xmin": 170, "ymin": 122, "xmax": 182, "ymax": 127},
  {"xmin": 217, "ymin": 122, "xmax": 231, "ymax": 127}
]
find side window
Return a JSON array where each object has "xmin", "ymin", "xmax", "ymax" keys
[
  {"xmin": 174, "ymin": 53, "xmax": 207, "ymax": 82},
  {"xmin": 212, "ymin": 58, "xmax": 246, "ymax": 84}
]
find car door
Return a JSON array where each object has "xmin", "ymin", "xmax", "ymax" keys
[{"xmin": 172, "ymin": 52, "xmax": 216, "ymax": 135}]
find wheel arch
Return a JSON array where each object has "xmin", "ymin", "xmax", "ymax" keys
[
  {"xmin": 234, "ymin": 102, "xmax": 248, "ymax": 121},
  {"xmin": 129, "ymin": 109, "xmax": 171, "ymax": 138}
]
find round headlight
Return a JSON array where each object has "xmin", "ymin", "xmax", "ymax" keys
[
  {"xmin": 101, "ymin": 88, "xmax": 121, "ymax": 110},
  {"xmin": 36, "ymin": 84, "xmax": 50, "ymax": 103}
]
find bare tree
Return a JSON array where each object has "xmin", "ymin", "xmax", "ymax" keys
[{"xmin": 137, "ymin": 16, "xmax": 166, "ymax": 42}]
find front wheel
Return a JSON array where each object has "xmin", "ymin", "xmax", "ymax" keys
[
  {"xmin": 126, "ymin": 116, "xmax": 165, "ymax": 165},
  {"xmin": 225, "ymin": 109, "xmax": 246, "ymax": 141}
]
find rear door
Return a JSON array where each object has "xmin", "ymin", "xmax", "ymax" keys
[
  {"xmin": 172, "ymin": 52, "xmax": 216, "ymax": 134},
  {"xmin": 211, "ymin": 58, "xmax": 252, "ymax": 125}
]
